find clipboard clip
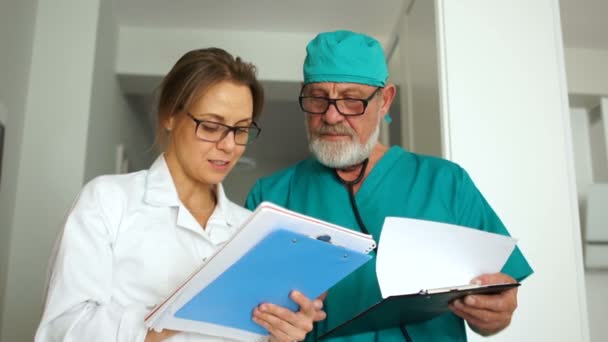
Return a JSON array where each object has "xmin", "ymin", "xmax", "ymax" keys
[
  {"xmin": 316, "ymin": 234, "xmax": 333, "ymax": 244},
  {"xmin": 313, "ymin": 234, "xmax": 350, "ymax": 259}
]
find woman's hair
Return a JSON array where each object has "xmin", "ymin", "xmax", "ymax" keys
[{"xmin": 155, "ymin": 48, "xmax": 264, "ymax": 150}]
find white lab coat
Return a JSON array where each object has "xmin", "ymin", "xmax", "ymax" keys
[{"xmin": 35, "ymin": 155, "xmax": 253, "ymax": 342}]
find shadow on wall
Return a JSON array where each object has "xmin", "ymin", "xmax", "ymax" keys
[{"xmin": 223, "ymin": 95, "xmax": 310, "ymax": 205}]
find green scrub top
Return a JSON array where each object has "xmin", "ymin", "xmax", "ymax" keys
[{"xmin": 245, "ymin": 146, "xmax": 533, "ymax": 342}]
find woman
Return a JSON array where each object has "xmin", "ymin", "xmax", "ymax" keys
[{"xmin": 35, "ymin": 48, "xmax": 322, "ymax": 342}]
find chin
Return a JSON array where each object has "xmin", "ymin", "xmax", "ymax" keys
[{"xmin": 207, "ymin": 174, "xmax": 227, "ymax": 185}]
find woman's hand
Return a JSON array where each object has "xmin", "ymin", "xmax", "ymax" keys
[
  {"xmin": 253, "ymin": 291, "xmax": 326, "ymax": 342},
  {"xmin": 145, "ymin": 329, "xmax": 179, "ymax": 342}
]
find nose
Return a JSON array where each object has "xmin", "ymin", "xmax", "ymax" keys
[
  {"xmin": 216, "ymin": 130, "xmax": 237, "ymax": 152},
  {"xmin": 322, "ymin": 102, "xmax": 344, "ymax": 125}
]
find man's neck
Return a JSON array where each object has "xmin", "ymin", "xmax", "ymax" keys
[{"xmin": 335, "ymin": 143, "xmax": 389, "ymax": 193}]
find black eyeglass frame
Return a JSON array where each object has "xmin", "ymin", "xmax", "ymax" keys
[
  {"xmin": 298, "ymin": 87, "xmax": 383, "ymax": 116},
  {"xmin": 186, "ymin": 112, "xmax": 261, "ymax": 146}
]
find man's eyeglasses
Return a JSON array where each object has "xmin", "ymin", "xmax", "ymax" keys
[
  {"xmin": 298, "ymin": 87, "xmax": 382, "ymax": 116},
  {"xmin": 187, "ymin": 113, "xmax": 261, "ymax": 146}
]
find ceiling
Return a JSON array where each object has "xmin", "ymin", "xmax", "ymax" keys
[
  {"xmin": 559, "ymin": 0, "xmax": 608, "ymax": 50},
  {"xmin": 115, "ymin": 0, "xmax": 608, "ymax": 51},
  {"xmin": 114, "ymin": 0, "xmax": 405, "ymax": 37}
]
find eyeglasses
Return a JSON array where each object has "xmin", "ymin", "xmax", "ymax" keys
[
  {"xmin": 187, "ymin": 113, "xmax": 261, "ymax": 146},
  {"xmin": 298, "ymin": 87, "xmax": 382, "ymax": 116}
]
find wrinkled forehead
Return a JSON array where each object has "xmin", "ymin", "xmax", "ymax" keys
[{"xmin": 302, "ymin": 82, "xmax": 377, "ymax": 96}]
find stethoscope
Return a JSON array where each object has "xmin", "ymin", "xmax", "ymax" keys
[
  {"xmin": 334, "ymin": 158, "xmax": 375, "ymax": 250},
  {"xmin": 334, "ymin": 159, "xmax": 414, "ymax": 342}
]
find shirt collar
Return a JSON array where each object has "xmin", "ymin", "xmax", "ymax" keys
[
  {"xmin": 144, "ymin": 154, "xmax": 240, "ymax": 237},
  {"xmin": 144, "ymin": 154, "xmax": 181, "ymax": 207},
  {"xmin": 209, "ymin": 182, "xmax": 230, "ymax": 224},
  {"xmin": 174, "ymin": 180, "xmax": 237, "ymax": 244}
]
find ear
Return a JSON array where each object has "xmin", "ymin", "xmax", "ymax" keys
[
  {"xmin": 379, "ymin": 84, "xmax": 397, "ymax": 114},
  {"xmin": 164, "ymin": 114, "xmax": 176, "ymax": 132}
]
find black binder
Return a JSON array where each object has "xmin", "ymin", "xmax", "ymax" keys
[{"xmin": 319, "ymin": 283, "xmax": 520, "ymax": 339}]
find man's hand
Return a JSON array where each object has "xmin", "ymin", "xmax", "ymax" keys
[
  {"xmin": 449, "ymin": 273, "xmax": 518, "ymax": 336},
  {"xmin": 253, "ymin": 291, "xmax": 326, "ymax": 342}
]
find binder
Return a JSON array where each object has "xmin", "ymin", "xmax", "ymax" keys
[
  {"xmin": 145, "ymin": 202, "xmax": 376, "ymax": 341},
  {"xmin": 319, "ymin": 283, "xmax": 520, "ymax": 339}
]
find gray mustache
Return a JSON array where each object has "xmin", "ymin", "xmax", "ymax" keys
[{"xmin": 314, "ymin": 125, "xmax": 355, "ymax": 136}]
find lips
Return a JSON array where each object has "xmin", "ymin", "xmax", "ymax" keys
[{"xmin": 209, "ymin": 159, "xmax": 229, "ymax": 166}]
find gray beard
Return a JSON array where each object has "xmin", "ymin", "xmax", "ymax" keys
[{"xmin": 306, "ymin": 122, "xmax": 379, "ymax": 168}]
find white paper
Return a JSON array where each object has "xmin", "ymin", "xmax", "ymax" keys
[{"xmin": 376, "ymin": 217, "xmax": 517, "ymax": 298}]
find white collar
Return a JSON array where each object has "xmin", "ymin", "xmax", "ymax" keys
[
  {"xmin": 143, "ymin": 154, "xmax": 239, "ymax": 231},
  {"xmin": 144, "ymin": 154, "xmax": 180, "ymax": 207}
]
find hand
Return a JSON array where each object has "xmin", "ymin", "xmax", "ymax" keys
[
  {"xmin": 145, "ymin": 329, "xmax": 179, "ymax": 342},
  {"xmin": 449, "ymin": 273, "xmax": 518, "ymax": 336},
  {"xmin": 313, "ymin": 292, "xmax": 328, "ymax": 322},
  {"xmin": 253, "ymin": 290, "xmax": 326, "ymax": 342}
]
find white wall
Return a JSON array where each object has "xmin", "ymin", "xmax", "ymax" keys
[
  {"xmin": 84, "ymin": 0, "xmax": 155, "ymax": 181},
  {"xmin": 400, "ymin": 0, "xmax": 442, "ymax": 157},
  {"xmin": 565, "ymin": 47, "xmax": 608, "ymax": 96},
  {"xmin": 586, "ymin": 271, "xmax": 608, "ymax": 342},
  {"xmin": 577, "ymin": 100, "xmax": 608, "ymax": 342},
  {"xmin": 570, "ymin": 107, "xmax": 594, "ymax": 233},
  {"xmin": 0, "ymin": 0, "xmax": 101, "ymax": 340},
  {"xmin": 388, "ymin": 0, "xmax": 442, "ymax": 157},
  {"xmin": 588, "ymin": 104, "xmax": 608, "ymax": 182},
  {"xmin": 571, "ymin": 107, "xmax": 594, "ymax": 198},
  {"xmin": 436, "ymin": 1, "xmax": 589, "ymax": 341},
  {"xmin": 223, "ymin": 98, "xmax": 310, "ymax": 205},
  {"xmin": 0, "ymin": 0, "xmax": 40, "ymax": 338}
]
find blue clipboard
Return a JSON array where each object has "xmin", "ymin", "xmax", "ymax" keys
[{"xmin": 174, "ymin": 229, "xmax": 372, "ymax": 334}]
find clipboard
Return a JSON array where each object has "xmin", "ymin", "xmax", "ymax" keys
[
  {"xmin": 145, "ymin": 202, "xmax": 376, "ymax": 341},
  {"xmin": 319, "ymin": 282, "xmax": 520, "ymax": 339},
  {"xmin": 318, "ymin": 216, "xmax": 521, "ymax": 339}
]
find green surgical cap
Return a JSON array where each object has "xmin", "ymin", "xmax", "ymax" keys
[{"xmin": 303, "ymin": 30, "xmax": 388, "ymax": 87}]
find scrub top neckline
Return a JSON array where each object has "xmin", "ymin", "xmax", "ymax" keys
[{"xmin": 352, "ymin": 146, "xmax": 405, "ymax": 201}]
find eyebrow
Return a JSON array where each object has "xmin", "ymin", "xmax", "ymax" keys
[
  {"xmin": 197, "ymin": 113, "xmax": 253, "ymax": 125},
  {"xmin": 339, "ymin": 89, "xmax": 367, "ymax": 97},
  {"xmin": 304, "ymin": 87, "xmax": 367, "ymax": 97}
]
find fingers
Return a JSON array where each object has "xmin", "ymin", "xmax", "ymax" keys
[
  {"xmin": 145, "ymin": 329, "xmax": 179, "ymax": 342},
  {"xmin": 451, "ymin": 298, "xmax": 511, "ymax": 324},
  {"xmin": 465, "ymin": 272, "xmax": 518, "ymax": 312},
  {"xmin": 472, "ymin": 272, "xmax": 516, "ymax": 286},
  {"xmin": 312, "ymin": 305, "xmax": 327, "ymax": 322},
  {"xmin": 449, "ymin": 273, "xmax": 520, "ymax": 336},
  {"xmin": 290, "ymin": 290, "xmax": 326, "ymax": 323},
  {"xmin": 267, "ymin": 329, "xmax": 298, "ymax": 342},
  {"xmin": 458, "ymin": 288, "xmax": 518, "ymax": 313},
  {"xmin": 290, "ymin": 290, "xmax": 316, "ymax": 317},
  {"xmin": 252, "ymin": 291, "xmax": 323, "ymax": 341},
  {"xmin": 451, "ymin": 298, "xmax": 512, "ymax": 335},
  {"xmin": 253, "ymin": 306, "xmax": 308, "ymax": 341}
]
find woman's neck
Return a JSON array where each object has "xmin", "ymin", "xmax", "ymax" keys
[{"xmin": 164, "ymin": 153, "xmax": 217, "ymax": 220}]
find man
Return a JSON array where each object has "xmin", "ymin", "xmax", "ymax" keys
[{"xmin": 246, "ymin": 30, "xmax": 532, "ymax": 342}]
